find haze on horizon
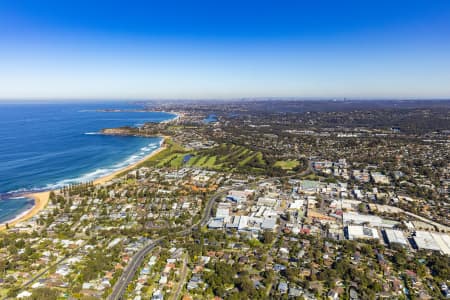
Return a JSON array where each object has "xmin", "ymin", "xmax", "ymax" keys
[{"xmin": 1, "ymin": 0, "xmax": 450, "ymax": 100}]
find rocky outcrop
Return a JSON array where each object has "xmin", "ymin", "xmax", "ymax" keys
[{"xmin": 101, "ymin": 127, "xmax": 139, "ymax": 136}]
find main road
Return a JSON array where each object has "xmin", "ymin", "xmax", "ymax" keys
[
  {"xmin": 107, "ymin": 187, "xmax": 230, "ymax": 300},
  {"xmin": 108, "ymin": 165, "xmax": 313, "ymax": 300}
]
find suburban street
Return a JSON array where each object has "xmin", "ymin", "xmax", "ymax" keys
[
  {"xmin": 107, "ymin": 187, "xmax": 230, "ymax": 300},
  {"xmin": 170, "ymin": 254, "xmax": 188, "ymax": 300},
  {"xmin": 107, "ymin": 173, "xmax": 289, "ymax": 300},
  {"xmin": 108, "ymin": 165, "xmax": 314, "ymax": 300}
]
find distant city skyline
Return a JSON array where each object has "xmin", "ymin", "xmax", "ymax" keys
[{"xmin": 1, "ymin": 0, "xmax": 450, "ymax": 100}]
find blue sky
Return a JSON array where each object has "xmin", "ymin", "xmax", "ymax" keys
[{"xmin": 1, "ymin": 0, "xmax": 450, "ymax": 99}]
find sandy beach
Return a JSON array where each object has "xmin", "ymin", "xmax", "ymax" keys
[
  {"xmin": 92, "ymin": 139, "xmax": 167, "ymax": 185},
  {"xmin": 0, "ymin": 191, "xmax": 52, "ymax": 230},
  {"xmin": 161, "ymin": 111, "xmax": 181, "ymax": 123},
  {"xmin": 0, "ymin": 136, "xmax": 169, "ymax": 231}
]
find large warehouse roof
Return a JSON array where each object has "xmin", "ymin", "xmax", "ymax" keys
[
  {"xmin": 413, "ymin": 231, "xmax": 450, "ymax": 255},
  {"xmin": 384, "ymin": 229, "xmax": 408, "ymax": 246}
]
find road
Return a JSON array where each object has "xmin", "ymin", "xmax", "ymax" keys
[
  {"xmin": 403, "ymin": 211, "xmax": 450, "ymax": 232},
  {"xmin": 19, "ymin": 240, "xmax": 88, "ymax": 290},
  {"xmin": 375, "ymin": 203, "xmax": 450, "ymax": 232},
  {"xmin": 170, "ymin": 254, "xmax": 188, "ymax": 300},
  {"xmin": 107, "ymin": 237, "xmax": 164, "ymax": 300},
  {"xmin": 21, "ymin": 255, "xmax": 68, "ymax": 288},
  {"xmin": 108, "ymin": 188, "xmax": 229, "ymax": 300},
  {"xmin": 108, "ymin": 167, "xmax": 313, "ymax": 300}
]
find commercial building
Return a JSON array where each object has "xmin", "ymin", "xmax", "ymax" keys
[
  {"xmin": 346, "ymin": 225, "xmax": 380, "ymax": 240},
  {"xmin": 384, "ymin": 229, "xmax": 409, "ymax": 247},
  {"xmin": 343, "ymin": 212, "xmax": 383, "ymax": 227},
  {"xmin": 413, "ymin": 231, "xmax": 450, "ymax": 255},
  {"xmin": 226, "ymin": 189, "xmax": 254, "ymax": 203}
]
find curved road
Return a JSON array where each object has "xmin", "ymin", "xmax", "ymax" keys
[
  {"xmin": 108, "ymin": 188, "xmax": 229, "ymax": 300},
  {"xmin": 108, "ymin": 166, "xmax": 313, "ymax": 300}
]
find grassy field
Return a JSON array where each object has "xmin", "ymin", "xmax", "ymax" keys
[
  {"xmin": 274, "ymin": 159, "xmax": 300, "ymax": 170},
  {"xmin": 144, "ymin": 141, "xmax": 268, "ymax": 172},
  {"xmin": 194, "ymin": 143, "xmax": 267, "ymax": 172},
  {"xmin": 141, "ymin": 139, "xmax": 188, "ymax": 168},
  {"xmin": 142, "ymin": 140, "xmax": 298, "ymax": 175}
]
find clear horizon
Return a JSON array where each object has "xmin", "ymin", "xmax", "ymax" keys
[
  {"xmin": 1, "ymin": 97, "xmax": 450, "ymax": 103},
  {"xmin": 1, "ymin": 0, "xmax": 450, "ymax": 100}
]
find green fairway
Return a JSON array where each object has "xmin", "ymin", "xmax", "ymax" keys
[
  {"xmin": 202, "ymin": 156, "xmax": 217, "ymax": 167},
  {"xmin": 142, "ymin": 139, "xmax": 188, "ymax": 168},
  {"xmin": 143, "ymin": 140, "xmax": 293, "ymax": 175},
  {"xmin": 169, "ymin": 154, "xmax": 186, "ymax": 167},
  {"xmin": 274, "ymin": 159, "xmax": 300, "ymax": 170}
]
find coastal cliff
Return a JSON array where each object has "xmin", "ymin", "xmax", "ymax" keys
[
  {"xmin": 101, "ymin": 124, "xmax": 163, "ymax": 137},
  {"xmin": 101, "ymin": 127, "xmax": 139, "ymax": 136}
]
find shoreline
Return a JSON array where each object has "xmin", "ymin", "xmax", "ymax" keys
[
  {"xmin": 160, "ymin": 111, "xmax": 181, "ymax": 124},
  {"xmin": 0, "ymin": 136, "xmax": 169, "ymax": 230}
]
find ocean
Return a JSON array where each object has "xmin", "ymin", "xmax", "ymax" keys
[{"xmin": 0, "ymin": 101, "xmax": 174, "ymax": 224}]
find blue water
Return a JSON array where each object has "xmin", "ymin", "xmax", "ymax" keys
[
  {"xmin": 183, "ymin": 154, "xmax": 194, "ymax": 164},
  {"xmin": 203, "ymin": 114, "xmax": 217, "ymax": 123},
  {"xmin": 0, "ymin": 197, "xmax": 34, "ymax": 224},
  {"xmin": 0, "ymin": 102, "xmax": 174, "ymax": 223}
]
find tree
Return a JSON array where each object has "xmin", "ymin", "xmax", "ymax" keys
[
  {"xmin": 49, "ymin": 191, "xmax": 56, "ymax": 205},
  {"xmin": 393, "ymin": 251, "xmax": 407, "ymax": 269},
  {"xmin": 427, "ymin": 253, "xmax": 450, "ymax": 279},
  {"xmin": 357, "ymin": 203, "xmax": 368, "ymax": 213},
  {"xmin": 30, "ymin": 288, "xmax": 60, "ymax": 300},
  {"xmin": 236, "ymin": 275, "xmax": 257, "ymax": 298},
  {"xmin": 262, "ymin": 230, "xmax": 275, "ymax": 244}
]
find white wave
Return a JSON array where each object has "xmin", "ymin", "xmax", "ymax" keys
[
  {"xmin": 8, "ymin": 196, "xmax": 28, "ymax": 200},
  {"xmin": 84, "ymin": 132, "xmax": 101, "ymax": 135},
  {"xmin": 4, "ymin": 139, "xmax": 162, "ymax": 195},
  {"xmin": 0, "ymin": 206, "xmax": 35, "ymax": 226},
  {"xmin": 40, "ymin": 140, "xmax": 161, "ymax": 190},
  {"xmin": 5, "ymin": 187, "xmax": 31, "ymax": 194}
]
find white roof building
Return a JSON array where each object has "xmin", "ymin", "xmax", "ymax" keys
[
  {"xmin": 414, "ymin": 231, "xmax": 450, "ymax": 255},
  {"xmin": 216, "ymin": 207, "xmax": 230, "ymax": 218},
  {"xmin": 413, "ymin": 231, "xmax": 441, "ymax": 252},
  {"xmin": 238, "ymin": 216, "xmax": 249, "ymax": 231},
  {"xmin": 371, "ymin": 172, "xmax": 390, "ymax": 184},
  {"xmin": 289, "ymin": 200, "xmax": 304, "ymax": 210},
  {"xmin": 343, "ymin": 212, "xmax": 383, "ymax": 227},
  {"xmin": 159, "ymin": 275, "xmax": 168, "ymax": 285},
  {"xmin": 346, "ymin": 225, "xmax": 380, "ymax": 240},
  {"xmin": 226, "ymin": 216, "xmax": 240, "ymax": 228},
  {"xmin": 208, "ymin": 218, "xmax": 224, "ymax": 229},
  {"xmin": 257, "ymin": 197, "xmax": 278, "ymax": 208},
  {"xmin": 227, "ymin": 189, "xmax": 254, "ymax": 203},
  {"xmin": 261, "ymin": 218, "xmax": 277, "ymax": 231},
  {"xmin": 384, "ymin": 229, "xmax": 408, "ymax": 246},
  {"xmin": 431, "ymin": 232, "xmax": 450, "ymax": 255},
  {"xmin": 17, "ymin": 291, "xmax": 32, "ymax": 299}
]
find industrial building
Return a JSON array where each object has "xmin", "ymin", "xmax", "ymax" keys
[
  {"xmin": 343, "ymin": 212, "xmax": 383, "ymax": 227},
  {"xmin": 346, "ymin": 225, "xmax": 380, "ymax": 240},
  {"xmin": 343, "ymin": 212, "xmax": 398, "ymax": 228},
  {"xmin": 413, "ymin": 231, "xmax": 450, "ymax": 255},
  {"xmin": 384, "ymin": 229, "xmax": 409, "ymax": 247}
]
